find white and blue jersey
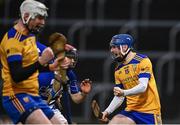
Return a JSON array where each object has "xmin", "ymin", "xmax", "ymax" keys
[
  {"xmin": 36, "ymin": 42, "xmax": 55, "ymax": 100},
  {"xmin": 36, "ymin": 41, "xmax": 80, "ymax": 124}
]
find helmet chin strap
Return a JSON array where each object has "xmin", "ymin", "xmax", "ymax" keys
[
  {"xmin": 120, "ymin": 45, "xmax": 130, "ymax": 56},
  {"xmin": 21, "ymin": 14, "xmax": 41, "ymax": 34},
  {"xmin": 21, "ymin": 14, "xmax": 33, "ymax": 34},
  {"xmin": 22, "ymin": 13, "xmax": 32, "ymax": 25},
  {"xmin": 114, "ymin": 45, "xmax": 131, "ymax": 62}
]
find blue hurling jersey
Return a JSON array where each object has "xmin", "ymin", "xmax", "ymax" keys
[{"xmin": 36, "ymin": 42, "xmax": 55, "ymax": 100}]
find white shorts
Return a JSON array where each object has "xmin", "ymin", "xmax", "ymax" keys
[{"xmin": 52, "ymin": 108, "xmax": 67, "ymax": 124}]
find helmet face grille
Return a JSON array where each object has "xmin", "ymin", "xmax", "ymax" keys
[{"xmin": 65, "ymin": 50, "xmax": 78, "ymax": 68}]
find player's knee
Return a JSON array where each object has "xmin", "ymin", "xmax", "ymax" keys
[
  {"xmin": 60, "ymin": 118, "xmax": 68, "ymax": 124},
  {"xmin": 109, "ymin": 114, "xmax": 135, "ymax": 124},
  {"xmin": 51, "ymin": 111, "xmax": 68, "ymax": 124},
  {"xmin": 109, "ymin": 115, "xmax": 121, "ymax": 124},
  {"xmin": 60, "ymin": 119, "xmax": 68, "ymax": 124}
]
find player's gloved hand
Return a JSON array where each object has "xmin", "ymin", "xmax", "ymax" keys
[
  {"xmin": 100, "ymin": 111, "xmax": 109, "ymax": 123},
  {"xmin": 39, "ymin": 47, "xmax": 54, "ymax": 65},
  {"xmin": 114, "ymin": 87, "xmax": 124, "ymax": 96},
  {"xmin": 80, "ymin": 79, "xmax": 92, "ymax": 95}
]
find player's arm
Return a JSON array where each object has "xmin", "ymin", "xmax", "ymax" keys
[
  {"xmin": 67, "ymin": 69, "xmax": 82, "ymax": 104},
  {"xmin": 100, "ymin": 84, "xmax": 125, "ymax": 122},
  {"xmin": 5, "ymin": 39, "xmax": 48, "ymax": 83},
  {"xmin": 114, "ymin": 78, "xmax": 149, "ymax": 96},
  {"xmin": 71, "ymin": 92, "xmax": 85, "ymax": 104},
  {"xmin": 114, "ymin": 58, "xmax": 151, "ymax": 96},
  {"xmin": 71, "ymin": 79, "xmax": 92, "ymax": 104},
  {"xmin": 8, "ymin": 47, "xmax": 55, "ymax": 83},
  {"xmin": 37, "ymin": 41, "xmax": 67, "ymax": 71},
  {"xmin": 104, "ymin": 95, "xmax": 124, "ymax": 114},
  {"xmin": 8, "ymin": 59, "xmax": 50, "ymax": 83},
  {"xmin": 100, "ymin": 95, "xmax": 124, "ymax": 123},
  {"xmin": 67, "ymin": 69, "xmax": 91, "ymax": 104}
]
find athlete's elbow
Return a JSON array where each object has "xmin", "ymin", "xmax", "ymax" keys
[
  {"xmin": 71, "ymin": 97, "xmax": 82, "ymax": 104},
  {"xmin": 73, "ymin": 99, "xmax": 82, "ymax": 104},
  {"xmin": 11, "ymin": 75, "xmax": 23, "ymax": 83},
  {"xmin": 71, "ymin": 93, "xmax": 84, "ymax": 104},
  {"xmin": 12, "ymin": 78, "xmax": 22, "ymax": 83},
  {"xmin": 141, "ymin": 85, "xmax": 148, "ymax": 93}
]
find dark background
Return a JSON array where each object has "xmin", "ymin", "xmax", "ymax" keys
[{"xmin": 0, "ymin": 0, "xmax": 180, "ymax": 124}]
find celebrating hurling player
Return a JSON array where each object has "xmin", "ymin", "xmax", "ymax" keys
[
  {"xmin": 100, "ymin": 34, "xmax": 162, "ymax": 124},
  {"xmin": 0, "ymin": 0, "xmax": 71, "ymax": 124},
  {"xmin": 37, "ymin": 41, "xmax": 92, "ymax": 124}
]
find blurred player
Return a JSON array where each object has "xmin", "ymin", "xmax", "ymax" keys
[
  {"xmin": 100, "ymin": 34, "xmax": 162, "ymax": 124},
  {"xmin": 0, "ymin": 0, "xmax": 70, "ymax": 124},
  {"xmin": 37, "ymin": 41, "xmax": 92, "ymax": 124}
]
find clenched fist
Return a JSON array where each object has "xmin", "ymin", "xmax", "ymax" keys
[{"xmin": 80, "ymin": 79, "xmax": 92, "ymax": 94}]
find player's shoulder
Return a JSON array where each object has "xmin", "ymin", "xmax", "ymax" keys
[
  {"xmin": 133, "ymin": 53, "xmax": 148, "ymax": 62},
  {"xmin": 37, "ymin": 41, "xmax": 47, "ymax": 50},
  {"xmin": 7, "ymin": 27, "xmax": 16, "ymax": 39},
  {"xmin": 134, "ymin": 53, "xmax": 153, "ymax": 67},
  {"xmin": 135, "ymin": 53, "xmax": 148, "ymax": 59},
  {"xmin": 7, "ymin": 27, "xmax": 34, "ymax": 42},
  {"xmin": 1, "ymin": 28, "xmax": 17, "ymax": 45}
]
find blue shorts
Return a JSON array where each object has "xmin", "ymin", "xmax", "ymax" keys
[
  {"xmin": 2, "ymin": 93, "xmax": 54, "ymax": 124},
  {"xmin": 119, "ymin": 110, "xmax": 162, "ymax": 124}
]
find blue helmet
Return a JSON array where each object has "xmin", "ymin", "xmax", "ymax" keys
[{"xmin": 110, "ymin": 34, "xmax": 134, "ymax": 48}]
